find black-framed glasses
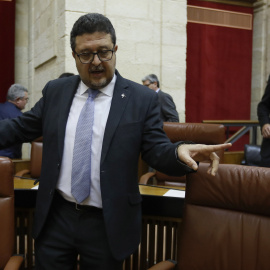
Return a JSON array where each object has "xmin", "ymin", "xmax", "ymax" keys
[{"xmin": 74, "ymin": 47, "xmax": 115, "ymax": 64}]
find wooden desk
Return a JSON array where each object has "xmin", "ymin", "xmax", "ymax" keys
[
  {"xmin": 14, "ymin": 177, "xmax": 37, "ymax": 189},
  {"xmin": 139, "ymin": 184, "xmax": 185, "ymax": 195},
  {"xmin": 14, "ymin": 177, "xmax": 37, "ymax": 208},
  {"xmin": 14, "ymin": 180, "xmax": 185, "ymax": 269},
  {"xmin": 14, "ymin": 180, "xmax": 185, "ymax": 214},
  {"xmin": 140, "ymin": 184, "xmax": 185, "ymax": 218},
  {"xmin": 14, "ymin": 179, "xmax": 184, "ymax": 194},
  {"xmin": 12, "ymin": 159, "xmax": 30, "ymax": 173}
]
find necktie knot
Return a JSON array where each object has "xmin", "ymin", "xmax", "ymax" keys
[{"xmin": 88, "ymin": 89, "xmax": 99, "ymax": 99}]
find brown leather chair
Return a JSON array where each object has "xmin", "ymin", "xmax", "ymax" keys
[
  {"xmin": 149, "ymin": 163, "xmax": 270, "ymax": 270},
  {"xmin": 0, "ymin": 157, "xmax": 24, "ymax": 269},
  {"xmin": 139, "ymin": 122, "xmax": 226, "ymax": 186},
  {"xmin": 15, "ymin": 137, "xmax": 43, "ymax": 179}
]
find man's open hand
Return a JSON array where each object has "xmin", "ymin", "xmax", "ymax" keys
[
  {"xmin": 177, "ymin": 143, "xmax": 232, "ymax": 176},
  {"xmin": 262, "ymin": 124, "xmax": 270, "ymax": 138}
]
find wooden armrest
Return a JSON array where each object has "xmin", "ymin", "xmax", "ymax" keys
[
  {"xmin": 15, "ymin": 169, "xmax": 30, "ymax": 177},
  {"xmin": 139, "ymin": 172, "xmax": 156, "ymax": 184},
  {"xmin": 4, "ymin": 255, "xmax": 24, "ymax": 270},
  {"xmin": 148, "ymin": 260, "xmax": 176, "ymax": 270}
]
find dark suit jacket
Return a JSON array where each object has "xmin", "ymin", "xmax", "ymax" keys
[
  {"xmin": 157, "ymin": 90, "xmax": 179, "ymax": 122},
  {"xmin": 0, "ymin": 102, "xmax": 22, "ymax": 158},
  {"xmin": 258, "ymin": 76, "xmax": 270, "ymax": 163},
  {"xmin": 0, "ymin": 70, "xmax": 192, "ymax": 260}
]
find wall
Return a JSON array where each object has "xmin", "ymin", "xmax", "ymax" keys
[
  {"xmin": 15, "ymin": 0, "xmax": 187, "ymax": 116},
  {"xmin": 14, "ymin": 0, "xmax": 187, "ymax": 158},
  {"xmin": 15, "ymin": 0, "xmax": 268, "ymax": 157}
]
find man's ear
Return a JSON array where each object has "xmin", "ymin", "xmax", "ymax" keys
[
  {"xmin": 114, "ymin": 45, "xmax": 118, "ymax": 53},
  {"xmin": 72, "ymin": 51, "xmax": 75, "ymax": 59}
]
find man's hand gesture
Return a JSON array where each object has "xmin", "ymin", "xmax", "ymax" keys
[{"xmin": 177, "ymin": 143, "xmax": 232, "ymax": 176}]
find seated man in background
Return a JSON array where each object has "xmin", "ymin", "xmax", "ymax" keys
[
  {"xmin": 0, "ymin": 84, "xmax": 28, "ymax": 158},
  {"xmin": 142, "ymin": 74, "xmax": 179, "ymax": 122}
]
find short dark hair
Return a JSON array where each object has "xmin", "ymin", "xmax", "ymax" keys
[{"xmin": 70, "ymin": 13, "xmax": 116, "ymax": 52}]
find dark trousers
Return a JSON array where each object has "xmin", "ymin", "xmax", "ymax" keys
[{"xmin": 35, "ymin": 192, "xmax": 123, "ymax": 270}]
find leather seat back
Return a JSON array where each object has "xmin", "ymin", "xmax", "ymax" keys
[
  {"xmin": 0, "ymin": 157, "xmax": 15, "ymax": 269},
  {"xmin": 30, "ymin": 141, "xmax": 43, "ymax": 178},
  {"xmin": 139, "ymin": 122, "xmax": 226, "ymax": 185},
  {"xmin": 178, "ymin": 163, "xmax": 270, "ymax": 270}
]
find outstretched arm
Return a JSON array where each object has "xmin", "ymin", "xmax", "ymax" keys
[{"xmin": 177, "ymin": 143, "xmax": 232, "ymax": 176}]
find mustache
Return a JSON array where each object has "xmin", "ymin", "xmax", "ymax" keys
[{"xmin": 89, "ymin": 67, "xmax": 105, "ymax": 72}]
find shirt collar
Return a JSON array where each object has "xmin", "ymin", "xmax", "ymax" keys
[
  {"xmin": 156, "ymin": 88, "xmax": 160, "ymax": 93},
  {"xmin": 78, "ymin": 74, "xmax": 117, "ymax": 97}
]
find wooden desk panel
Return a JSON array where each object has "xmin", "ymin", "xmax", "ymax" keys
[
  {"xmin": 12, "ymin": 159, "xmax": 30, "ymax": 173},
  {"xmin": 14, "ymin": 177, "xmax": 37, "ymax": 189}
]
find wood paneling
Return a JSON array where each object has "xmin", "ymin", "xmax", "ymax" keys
[{"xmin": 188, "ymin": 5, "xmax": 253, "ymax": 30}]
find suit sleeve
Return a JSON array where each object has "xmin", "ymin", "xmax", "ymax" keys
[
  {"xmin": 140, "ymin": 92, "xmax": 192, "ymax": 176},
  {"xmin": 258, "ymin": 77, "xmax": 270, "ymax": 129},
  {"xmin": 159, "ymin": 92, "xmax": 179, "ymax": 122}
]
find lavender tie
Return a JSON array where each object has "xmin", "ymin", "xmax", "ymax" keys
[{"xmin": 71, "ymin": 89, "xmax": 99, "ymax": 203}]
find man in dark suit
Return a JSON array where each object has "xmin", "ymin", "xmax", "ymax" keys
[
  {"xmin": 0, "ymin": 84, "xmax": 28, "ymax": 158},
  {"xmin": 258, "ymin": 75, "xmax": 270, "ymax": 167},
  {"xmin": 0, "ymin": 13, "xmax": 230, "ymax": 269},
  {"xmin": 142, "ymin": 74, "xmax": 179, "ymax": 122}
]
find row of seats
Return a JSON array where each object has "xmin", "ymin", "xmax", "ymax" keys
[
  {"xmin": 149, "ymin": 162, "xmax": 270, "ymax": 270},
  {"xmin": 4, "ymin": 157, "xmax": 270, "ymax": 269},
  {"xmin": 139, "ymin": 122, "xmax": 226, "ymax": 186},
  {"xmin": 0, "ymin": 157, "xmax": 23, "ymax": 269},
  {"xmin": 1, "ymin": 122, "xmax": 266, "ymax": 269}
]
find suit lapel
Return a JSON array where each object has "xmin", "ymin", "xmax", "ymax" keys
[
  {"xmin": 57, "ymin": 76, "xmax": 81, "ymax": 160},
  {"xmin": 101, "ymin": 71, "xmax": 131, "ymax": 164}
]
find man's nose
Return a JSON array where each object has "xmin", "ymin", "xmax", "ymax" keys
[{"xmin": 92, "ymin": 54, "xmax": 101, "ymax": 66}]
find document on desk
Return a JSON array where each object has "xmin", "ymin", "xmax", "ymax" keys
[
  {"xmin": 163, "ymin": 189, "xmax": 185, "ymax": 198},
  {"xmin": 31, "ymin": 185, "xmax": 39, "ymax": 190}
]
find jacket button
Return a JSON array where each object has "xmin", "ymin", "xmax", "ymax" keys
[{"xmin": 50, "ymin": 189, "xmax": 53, "ymax": 195}]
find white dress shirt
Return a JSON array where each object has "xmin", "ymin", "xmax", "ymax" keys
[{"xmin": 57, "ymin": 74, "xmax": 116, "ymax": 208}]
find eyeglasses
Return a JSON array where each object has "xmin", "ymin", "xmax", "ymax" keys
[
  {"xmin": 74, "ymin": 47, "xmax": 115, "ymax": 64},
  {"xmin": 144, "ymin": 82, "xmax": 154, "ymax": 87},
  {"xmin": 20, "ymin": 97, "xmax": 29, "ymax": 102}
]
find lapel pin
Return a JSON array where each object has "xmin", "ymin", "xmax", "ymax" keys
[{"xmin": 121, "ymin": 93, "xmax": 126, "ymax": 98}]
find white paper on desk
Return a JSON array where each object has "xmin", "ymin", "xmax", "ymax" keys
[
  {"xmin": 31, "ymin": 185, "xmax": 39, "ymax": 190},
  {"xmin": 163, "ymin": 189, "xmax": 185, "ymax": 198}
]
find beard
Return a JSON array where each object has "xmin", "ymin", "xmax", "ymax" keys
[{"xmin": 88, "ymin": 77, "xmax": 110, "ymax": 90}]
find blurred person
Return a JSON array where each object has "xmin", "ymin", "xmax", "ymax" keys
[
  {"xmin": 59, "ymin": 72, "xmax": 75, "ymax": 78},
  {"xmin": 142, "ymin": 74, "xmax": 179, "ymax": 122},
  {"xmin": 0, "ymin": 84, "xmax": 28, "ymax": 158}
]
